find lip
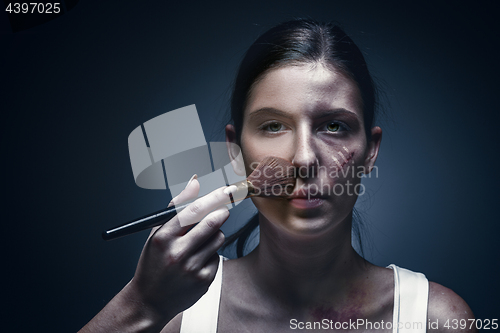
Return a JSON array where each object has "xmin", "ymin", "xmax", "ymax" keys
[
  {"xmin": 287, "ymin": 186, "xmax": 328, "ymax": 209},
  {"xmin": 288, "ymin": 187, "xmax": 327, "ymax": 199},
  {"xmin": 288, "ymin": 196, "xmax": 326, "ymax": 209}
]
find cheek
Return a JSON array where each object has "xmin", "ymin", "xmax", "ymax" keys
[
  {"xmin": 320, "ymin": 144, "xmax": 367, "ymax": 185},
  {"xmin": 240, "ymin": 132, "xmax": 294, "ymax": 171}
]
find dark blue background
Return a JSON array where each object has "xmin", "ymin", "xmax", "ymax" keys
[{"xmin": 2, "ymin": 0, "xmax": 499, "ymax": 331}]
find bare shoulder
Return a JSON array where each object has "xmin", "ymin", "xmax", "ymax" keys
[{"xmin": 427, "ymin": 281, "xmax": 477, "ymax": 333}]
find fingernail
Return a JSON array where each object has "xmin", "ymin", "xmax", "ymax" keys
[
  {"xmin": 223, "ymin": 185, "xmax": 238, "ymax": 196},
  {"xmin": 186, "ymin": 174, "xmax": 198, "ymax": 188}
]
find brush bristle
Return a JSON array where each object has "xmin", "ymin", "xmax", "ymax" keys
[{"xmin": 247, "ymin": 156, "xmax": 296, "ymax": 197}]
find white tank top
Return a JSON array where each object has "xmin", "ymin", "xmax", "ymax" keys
[{"xmin": 180, "ymin": 257, "xmax": 429, "ymax": 333}]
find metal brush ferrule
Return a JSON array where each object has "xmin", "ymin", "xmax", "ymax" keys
[
  {"xmin": 245, "ymin": 179, "xmax": 256, "ymax": 196},
  {"xmin": 231, "ymin": 179, "xmax": 256, "ymax": 198}
]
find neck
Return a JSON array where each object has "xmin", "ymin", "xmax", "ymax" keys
[{"xmin": 245, "ymin": 211, "xmax": 369, "ymax": 307}]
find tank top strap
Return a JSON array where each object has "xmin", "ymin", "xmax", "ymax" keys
[
  {"xmin": 180, "ymin": 255, "xmax": 226, "ymax": 333},
  {"xmin": 387, "ymin": 264, "xmax": 429, "ymax": 333}
]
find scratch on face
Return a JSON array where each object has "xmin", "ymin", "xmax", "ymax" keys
[
  {"xmin": 338, "ymin": 151, "xmax": 348, "ymax": 163},
  {"xmin": 332, "ymin": 146, "xmax": 355, "ymax": 170},
  {"xmin": 332, "ymin": 155, "xmax": 342, "ymax": 169}
]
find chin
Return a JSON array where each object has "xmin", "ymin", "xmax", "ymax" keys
[
  {"xmin": 254, "ymin": 197, "xmax": 353, "ymax": 236},
  {"xmin": 270, "ymin": 213, "xmax": 345, "ymax": 239},
  {"xmin": 286, "ymin": 218, "xmax": 335, "ymax": 237}
]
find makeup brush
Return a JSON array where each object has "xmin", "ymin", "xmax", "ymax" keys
[{"xmin": 102, "ymin": 156, "xmax": 295, "ymax": 240}]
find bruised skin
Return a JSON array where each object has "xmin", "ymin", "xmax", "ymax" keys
[
  {"xmin": 309, "ymin": 287, "xmax": 365, "ymax": 322},
  {"xmin": 310, "ymin": 303, "xmax": 364, "ymax": 325},
  {"xmin": 217, "ymin": 259, "xmax": 395, "ymax": 333},
  {"xmin": 304, "ymin": 267, "xmax": 394, "ymax": 327}
]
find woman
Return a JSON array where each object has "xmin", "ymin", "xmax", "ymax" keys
[{"xmin": 80, "ymin": 19, "xmax": 475, "ymax": 332}]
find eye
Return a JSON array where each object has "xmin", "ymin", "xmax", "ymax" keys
[
  {"xmin": 326, "ymin": 123, "xmax": 340, "ymax": 132},
  {"xmin": 321, "ymin": 121, "xmax": 350, "ymax": 133},
  {"xmin": 263, "ymin": 122, "xmax": 283, "ymax": 132}
]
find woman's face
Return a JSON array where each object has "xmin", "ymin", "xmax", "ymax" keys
[{"xmin": 228, "ymin": 63, "xmax": 381, "ymax": 237}]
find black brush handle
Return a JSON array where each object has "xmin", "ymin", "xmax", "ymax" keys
[
  {"xmin": 102, "ymin": 202, "xmax": 191, "ymax": 241},
  {"xmin": 102, "ymin": 183, "xmax": 251, "ymax": 241}
]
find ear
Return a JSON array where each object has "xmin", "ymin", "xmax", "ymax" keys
[
  {"xmin": 225, "ymin": 124, "xmax": 246, "ymax": 176},
  {"xmin": 364, "ymin": 126, "xmax": 382, "ymax": 174}
]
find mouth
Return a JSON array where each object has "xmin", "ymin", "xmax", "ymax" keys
[
  {"xmin": 288, "ymin": 196, "xmax": 326, "ymax": 209},
  {"xmin": 288, "ymin": 187, "xmax": 327, "ymax": 209}
]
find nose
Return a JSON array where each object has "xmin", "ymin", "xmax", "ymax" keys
[{"xmin": 292, "ymin": 126, "xmax": 319, "ymax": 179}]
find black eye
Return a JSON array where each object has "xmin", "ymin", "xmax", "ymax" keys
[
  {"xmin": 326, "ymin": 123, "xmax": 340, "ymax": 132},
  {"xmin": 268, "ymin": 122, "xmax": 282, "ymax": 132}
]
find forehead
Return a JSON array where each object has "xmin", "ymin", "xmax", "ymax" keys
[{"xmin": 245, "ymin": 64, "xmax": 363, "ymax": 119}]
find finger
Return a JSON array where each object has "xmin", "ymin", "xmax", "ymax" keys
[
  {"xmin": 197, "ymin": 252, "xmax": 220, "ymax": 282},
  {"xmin": 147, "ymin": 224, "xmax": 162, "ymax": 241},
  {"xmin": 182, "ymin": 230, "xmax": 225, "ymax": 272},
  {"xmin": 174, "ymin": 185, "xmax": 234, "ymax": 229},
  {"xmin": 168, "ymin": 174, "xmax": 199, "ymax": 207},
  {"xmin": 151, "ymin": 176, "xmax": 201, "ymax": 239},
  {"xmin": 181, "ymin": 206, "xmax": 229, "ymax": 251}
]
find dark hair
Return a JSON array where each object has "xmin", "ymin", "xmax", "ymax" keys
[{"xmin": 224, "ymin": 19, "xmax": 378, "ymax": 258}]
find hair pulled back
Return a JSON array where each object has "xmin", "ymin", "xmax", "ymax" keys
[{"xmin": 225, "ymin": 19, "xmax": 377, "ymax": 257}]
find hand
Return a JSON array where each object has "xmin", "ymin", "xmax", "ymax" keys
[{"xmin": 124, "ymin": 175, "xmax": 231, "ymax": 324}]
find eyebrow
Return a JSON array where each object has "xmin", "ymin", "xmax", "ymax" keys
[
  {"xmin": 247, "ymin": 107, "xmax": 359, "ymax": 121},
  {"xmin": 247, "ymin": 107, "xmax": 293, "ymax": 120},
  {"xmin": 313, "ymin": 108, "xmax": 360, "ymax": 121}
]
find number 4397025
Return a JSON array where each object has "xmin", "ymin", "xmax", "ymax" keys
[
  {"xmin": 6, "ymin": 3, "xmax": 61, "ymax": 14},
  {"xmin": 444, "ymin": 318, "xmax": 498, "ymax": 330}
]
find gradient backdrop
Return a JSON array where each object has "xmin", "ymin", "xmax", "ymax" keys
[{"xmin": 2, "ymin": 0, "xmax": 499, "ymax": 331}]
